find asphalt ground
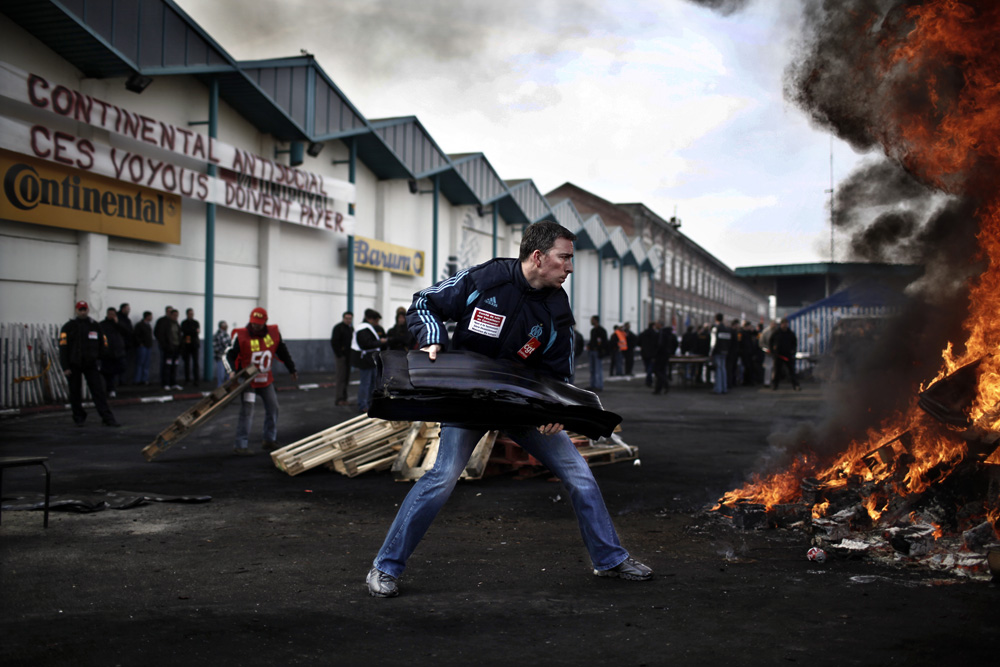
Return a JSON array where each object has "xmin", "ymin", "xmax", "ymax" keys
[{"xmin": 1, "ymin": 369, "xmax": 996, "ymax": 666}]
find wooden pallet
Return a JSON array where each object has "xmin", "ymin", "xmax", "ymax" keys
[
  {"xmin": 488, "ymin": 432, "xmax": 637, "ymax": 478},
  {"xmin": 574, "ymin": 433, "xmax": 639, "ymax": 468},
  {"xmin": 271, "ymin": 414, "xmax": 410, "ymax": 476},
  {"xmin": 328, "ymin": 429, "xmax": 410, "ymax": 477},
  {"xmin": 390, "ymin": 424, "xmax": 499, "ymax": 482},
  {"xmin": 142, "ymin": 366, "xmax": 259, "ymax": 461},
  {"xmin": 391, "ymin": 422, "xmax": 442, "ymax": 481}
]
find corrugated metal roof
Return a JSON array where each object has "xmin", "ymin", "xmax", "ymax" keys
[
  {"xmin": 629, "ymin": 237, "xmax": 654, "ymax": 273},
  {"xmin": 505, "ymin": 180, "xmax": 553, "ymax": 225},
  {"xmin": 0, "ymin": 0, "xmax": 235, "ymax": 78},
  {"xmin": 607, "ymin": 227, "xmax": 632, "ymax": 264},
  {"xmin": 735, "ymin": 262, "xmax": 922, "ymax": 278},
  {"xmin": 450, "ymin": 153, "xmax": 506, "ymax": 206},
  {"xmin": 647, "ymin": 246, "xmax": 664, "ymax": 273},
  {"xmin": 549, "ymin": 199, "xmax": 583, "ymax": 234},
  {"xmin": 369, "ymin": 117, "xmax": 449, "ymax": 179},
  {"xmin": 582, "ymin": 215, "xmax": 616, "ymax": 258}
]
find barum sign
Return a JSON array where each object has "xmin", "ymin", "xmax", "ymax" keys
[{"xmin": 353, "ymin": 236, "xmax": 425, "ymax": 276}]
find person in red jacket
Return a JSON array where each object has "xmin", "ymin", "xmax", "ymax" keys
[{"xmin": 225, "ymin": 307, "xmax": 297, "ymax": 455}]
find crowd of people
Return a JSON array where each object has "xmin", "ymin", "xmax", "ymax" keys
[
  {"xmin": 58, "ymin": 300, "xmax": 243, "ymax": 428},
  {"xmin": 57, "ymin": 292, "xmax": 801, "ymax": 448},
  {"xmin": 585, "ymin": 314, "xmax": 800, "ymax": 394}
]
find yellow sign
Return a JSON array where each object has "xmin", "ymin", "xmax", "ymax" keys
[
  {"xmin": 0, "ymin": 149, "xmax": 181, "ymax": 243},
  {"xmin": 354, "ymin": 235, "xmax": 425, "ymax": 276}
]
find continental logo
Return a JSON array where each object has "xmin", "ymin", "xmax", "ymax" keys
[
  {"xmin": 4, "ymin": 162, "xmax": 170, "ymax": 224},
  {"xmin": 0, "ymin": 149, "xmax": 181, "ymax": 244}
]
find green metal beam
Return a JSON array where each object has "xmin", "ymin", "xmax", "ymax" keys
[{"xmin": 202, "ymin": 77, "xmax": 218, "ymax": 382}]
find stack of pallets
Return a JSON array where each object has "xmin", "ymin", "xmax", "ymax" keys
[{"xmin": 270, "ymin": 415, "xmax": 411, "ymax": 476}]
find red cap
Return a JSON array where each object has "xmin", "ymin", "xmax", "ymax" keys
[
  {"xmin": 250, "ymin": 307, "xmax": 268, "ymax": 323},
  {"xmin": 75, "ymin": 301, "xmax": 89, "ymax": 310}
]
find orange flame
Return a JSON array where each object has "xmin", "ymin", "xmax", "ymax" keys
[{"xmin": 718, "ymin": 1, "xmax": 1000, "ymax": 539}]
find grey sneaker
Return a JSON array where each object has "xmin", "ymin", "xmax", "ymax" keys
[
  {"xmin": 594, "ymin": 556, "xmax": 653, "ymax": 581},
  {"xmin": 366, "ymin": 567, "xmax": 399, "ymax": 597},
  {"xmin": 232, "ymin": 447, "xmax": 253, "ymax": 456}
]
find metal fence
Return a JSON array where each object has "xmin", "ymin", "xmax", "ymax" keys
[{"xmin": 0, "ymin": 323, "xmax": 81, "ymax": 410}]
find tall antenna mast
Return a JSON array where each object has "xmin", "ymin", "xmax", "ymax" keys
[{"xmin": 829, "ymin": 136, "xmax": 835, "ymax": 263}]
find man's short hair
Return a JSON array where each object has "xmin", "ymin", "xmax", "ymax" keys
[
  {"xmin": 143, "ymin": 311, "xmax": 152, "ymax": 318},
  {"xmin": 364, "ymin": 308, "xmax": 381, "ymax": 321},
  {"xmin": 119, "ymin": 303, "xmax": 129, "ymax": 310},
  {"xmin": 518, "ymin": 221, "xmax": 577, "ymax": 262},
  {"xmin": 107, "ymin": 307, "xmax": 117, "ymax": 315},
  {"xmin": 715, "ymin": 313, "xmax": 724, "ymax": 322},
  {"xmin": 342, "ymin": 311, "xmax": 353, "ymax": 317}
]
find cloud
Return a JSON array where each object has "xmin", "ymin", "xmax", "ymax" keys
[{"xmin": 176, "ymin": 0, "xmax": 866, "ymax": 267}]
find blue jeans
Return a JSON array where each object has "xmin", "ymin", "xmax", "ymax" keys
[
  {"xmin": 588, "ymin": 350, "xmax": 604, "ymax": 390},
  {"xmin": 215, "ymin": 359, "xmax": 227, "ymax": 387},
  {"xmin": 133, "ymin": 345, "xmax": 151, "ymax": 383},
  {"xmin": 358, "ymin": 367, "xmax": 376, "ymax": 412},
  {"xmin": 372, "ymin": 425, "xmax": 629, "ymax": 578},
  {"xmin": 235, "ymin": 384, "xmax": 279, "ymax": 449},
  {"xmin": 712, "ymin": 353, "xmax": 728, "ymax": 394}
]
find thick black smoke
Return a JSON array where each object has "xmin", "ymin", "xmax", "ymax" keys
[{"xmin": 697, "ymin": 1, "xmax": 995, "ymax": 468}]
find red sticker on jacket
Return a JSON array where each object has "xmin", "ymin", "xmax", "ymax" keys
[{"xmin": 517, "ymin": 337, "xmax": 541, "ymax": 359}]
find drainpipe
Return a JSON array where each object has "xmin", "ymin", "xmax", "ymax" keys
[
  {"xmin": 597, "ymin": 252, "xmax": 603, "ymax": 324},
  {"xmin": 637, "ymin": 272, "xmax": 642, "ymax": 330},
  {"xmin": 618, "ymin": 261, "xmax": 624, "ymax": 322},
  {"xmin": 347, "ymin": 138, "xmax": 357, "ymax": 314},
  {"xmin": 432, "ymin": 175, "xmax": 440, "ymax": 281},
  {"xmin": 492, "ymin": 205, "xmax": 498, "ymax": 258},
  {"xmin": 202, "ymin": 77, "xmax": 218, "ymax": 382}
]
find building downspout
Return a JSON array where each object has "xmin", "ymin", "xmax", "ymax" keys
[
  {"xmin": 597, "ymin": 253, "xmax": 603, "ymax": 324},
  {"xmin": 347, "ymin": 138, "xmax": 357, "ymax": 314},
  {"xmin": 618, "ymin": 261, "xmax": 624, "ymax": 322},
  {"xmin": 432, "ymin": 175, "xmax": 440, "ymax": 281},
  {"xmin": 202, "ymin": 77, "xmax": 218, "ymax": 382},
  {"xmin": 492, "ymin": 205, "xmax": 498, "ymax": 258}
]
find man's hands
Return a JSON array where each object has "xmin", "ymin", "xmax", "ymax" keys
[
  {"xmin": 420, "ymin": 345, "xmax": 561, "ymax": 435},
  {"xmin": 537, "ymin": 422, "xmax": 564, "ymax": 436},
  {"xmin": 291, "ymin": 372, "xmax": 299, "ymax": 382}
]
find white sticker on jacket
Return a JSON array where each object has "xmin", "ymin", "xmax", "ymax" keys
[
  {"xmin": 88, "ymin": 331, "xmax": 99, "ymax": 339},
  {"xmin": 469, "ymin": 307, "xmax": 506, "ymax": 338}
]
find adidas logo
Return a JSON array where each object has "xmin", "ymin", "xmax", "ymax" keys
[{"xmin": 484, "ymin": 296, "xmax": 498, "ymax": 307}]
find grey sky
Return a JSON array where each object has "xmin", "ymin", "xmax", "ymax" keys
[{"xmin": 176, "ymin": 0, "xmax": 870, "ymax": 268}]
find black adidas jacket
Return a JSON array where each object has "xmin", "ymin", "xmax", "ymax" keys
[{"xmin": 406, "ymin": 258, "xmax": 576, "ymax": 382}]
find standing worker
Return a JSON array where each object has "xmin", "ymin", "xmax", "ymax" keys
[
  {"xmin": 352, "ymin": 309, "xmax": 387, "ymax": 414},
  {"xmin": 330, "ymin": 311, "xmax": 354, "ymax": 406},
  {"xmin": 771, "ymin": 318, "xmax": 801, "ymax": 391},
  {"xmin": 98, "ymin": 307, "xmax": 126, "ymax": 398},
  {"xmin": 586, "ymin": 315, "xmax": 607, "ymax": 391},
  {"xmin": 365, "ymin": 220, "xmax": 652, "ymax": 598},
  {"xmin": 226, "ymin": 307, "xmax": 298, "ymax": 455},
  {"xmin": 180, "ymin": 308, "xmax": 201, "ymax": 386},
  {"xmin": 709, "ymin": 313, "xmax": 733, "ymax": 395},
  {"xmin": 59, "ymin": 301, "xmax": 120, "ymax": 427},
  {"xmin": 212, "ymin": 320, "xmax": 230, "ymax": 387}
]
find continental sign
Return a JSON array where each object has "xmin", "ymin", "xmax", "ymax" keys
[
  {"xmin": 354, "ymin": 236, "xmax": 424, "ymax": 277},
  {"xmin": 1, "ymin": 148, "xmax": 180, "ymax": 243}
]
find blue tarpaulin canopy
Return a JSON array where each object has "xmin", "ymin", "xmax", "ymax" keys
[{"xmin": 786, "ymin": 281, "xmax": 907, "ymax": 365}]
